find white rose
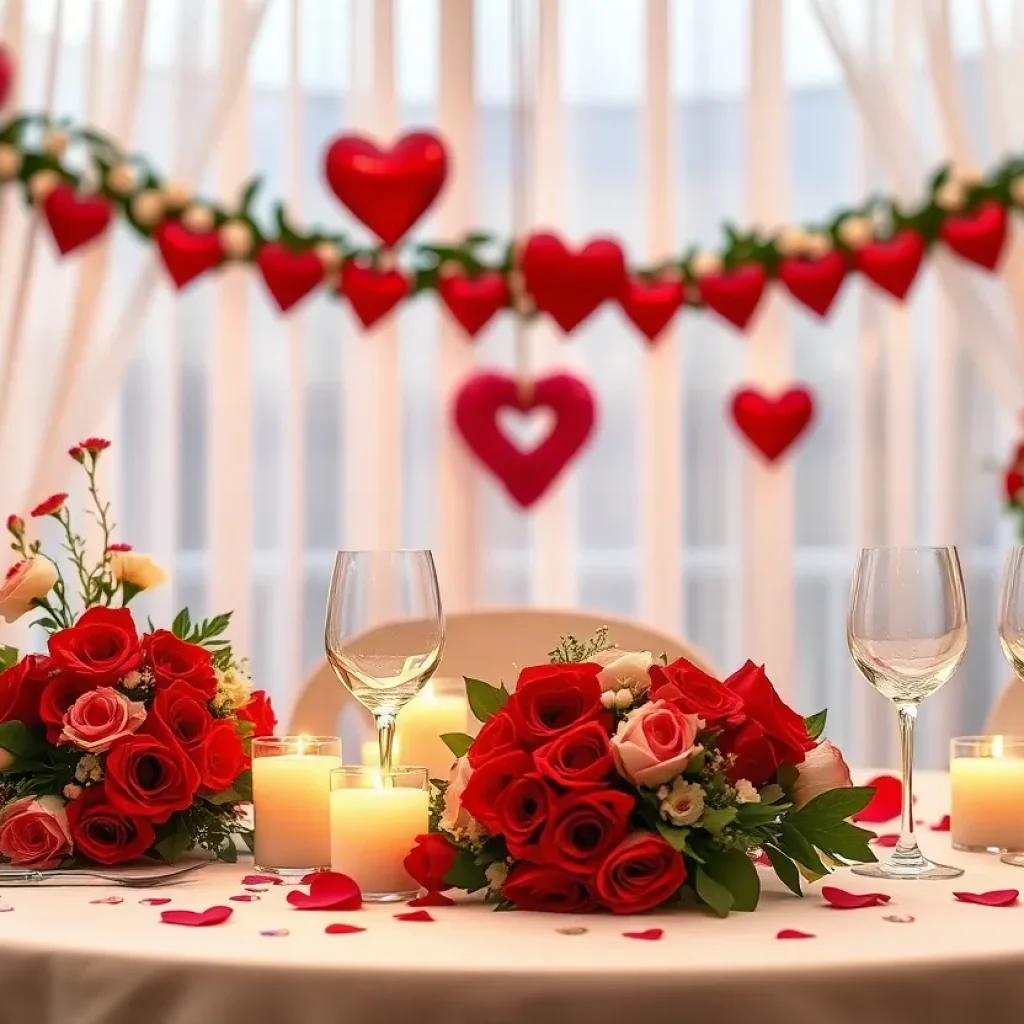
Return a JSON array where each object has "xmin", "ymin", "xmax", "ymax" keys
[
  {"xmin": 734, "ymin": 779, "xmax": 759, "ymax": 804},
  {"xmin": 588, "ymin": 648, "xmax": 655, "ymax": 693},
  {"xmin": 108, "ymin": 550, "xmax": 167, "ymax": 592},
  {"xmin": 791, "ymin": 740, "xmax": 853, "ymax": 810},
  {"xmin": 439, "ymin": 756, "xmax": 475, "ymax": 834},
  {"xmin": 0, "ymin": 557, "xmax": 58, "ymax": 623},
  {"xmin": 658, "ymin": 778, "xmax": 705, "ymax": 827}
]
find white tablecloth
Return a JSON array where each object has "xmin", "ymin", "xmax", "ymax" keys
[{"xmin": 2, "ymin": 771, "xmax": 1024, "ymax": 1024}]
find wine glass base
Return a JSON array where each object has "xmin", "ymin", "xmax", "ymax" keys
[
  {"xmin": 1000, "ymin": 853, "xmax": 1024, "ymax": 867},
  {"xmin": 852, "ymin": 853, "xmax": 963, "ymax": 881}
]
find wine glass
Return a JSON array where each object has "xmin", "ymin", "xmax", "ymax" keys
[
  {"xmin": 847, "ymin": 546, "xmax": 968, "ymax": 879},
  {"xmin": 996, "ymin": 547, "xmax": 1024, "ymax": 868},
  {"xmin": 325, "ymin": 550, "xmax": 445, "ymax": 775}
]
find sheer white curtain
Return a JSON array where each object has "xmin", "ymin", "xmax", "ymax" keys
[{"xmin": 2, "ymin": 0, "xmax": 1019, "ymax": 768}]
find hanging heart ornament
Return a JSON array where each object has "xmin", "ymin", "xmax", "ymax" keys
[{"xmin": 731, "ymin": 387, "xmax": 815, "ymax": 463}]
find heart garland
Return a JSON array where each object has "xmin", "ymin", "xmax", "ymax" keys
[
  {"xmin": 778, "ymin": 252, "xmax": 849, "ymax": 318},
  {"xmin": 340, "ymin": 260, "xmax": 410, "ymax": 329},
  {"xmin": 453, "ymin": 372, "xmax": 597, "ymax": 508},
  {"xmin": 617, "ymin": 276, "xmax": 685, "ymax": 342},
  {"xmin": 853, "ymin": 229, "xmax": 925, "ymax": 300},
  {"xmin": 939, "ymin": 200, "xmax": 1008, "ymax": 270},
  {"xmin": 256, "ymin": 243, "xmax": 326, "ymax": 312},
  {"xmin": 698, "ymin": 264, "xmax": 768, "ymax": 330},
  {"xmin": 155, "ymin": 222, "xmax": 224, "ymax": 290},
  {"xmin": 42, "ymin": 184, "xmax": 113, "ymax": 255},
  {"xmin": 437, "ymin": 268, "xmax": 509, "ymax": 338},
  {"xmin": 730, "ymin": 387, "xmax": 815, "ymax": 463}
]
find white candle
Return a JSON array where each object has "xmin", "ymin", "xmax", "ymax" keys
[
  {"xmin": 395, "ymin": 680, "xmax": 467, "ymax": 779},
  {"xmin": 951, "ymin": 737, "xmax": 1024, "ymax": 852},
  {"xmin": 330, "ymin": 784, "xmax": 429, "ymax": 896},
  {"xmin": 253, "ymin": 750, "xmax": 343, "ymax": 869}
]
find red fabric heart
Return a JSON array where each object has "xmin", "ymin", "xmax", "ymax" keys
[
  {"xmin": 286, "ymin": 871, "xmax": 362, "ymax": 911},
  {"xmin": 854, "ymin": 229, "xmax": 926, "ymax": 299},
  {"xmin": 623, "ymin": 928, "xmax": 663, "ymax": 941},
  {"xmin": 437, "ymin": 269, "xmax": 508, "ymax": 338},
  {"xmin": 0, "ymin": 45, "xmax": 14, "ymax": 109},
  {"xmin": 408, "ymin": 891, "xmax": 456, "ymax": 908},
  {"xmin": 155, "ymin": 222, "xmax": 223, "ymax": 289},
  {"xmin": 324, "ymin": 131, "xmax": 447, "ymax": 247},
  {"xmin": 731, "ymin": 387, "xmax": 814, "ymax": 463},
  {"xmin": 931, "ymin": 815, "xmax": 951, "ymax": 832},
  {"xmin": 242, "ymin": 874, "xmax": 284, "ymax": 886},
  {"xmin": 778, "ymin": 252, "xmax": 848, "ymax": 317},
  {"xmin": 953, "ymin": 889, "xmax": 1019, "ymax": 907},
  {"xmin": 777, "ymin": 929, "xmax": 816, "ymax": 939},
  {"xmin": 453, "ymin": 371, "xmax": 597, "ymax": 508},
  {"xmin": 325, "ymin": 923, "xmax": 366, "ymax": 934},
  {"xmin": 940, "ymin": 200, "xmax": 1007, "ymax": 271},
  {"xmin": 852, "ymin": 774, "xmax": 902, "ymax": 823},
  {"xmin": 161, "ymin": 906, "xmax": 233, "ymax": 927},
  {"xmin": 616, "ymin": 276, "xmax": 684, "ymax": 342},
  {"xmin": 394, "ymin": 910, "xmax": 435, "ymax": 922},
  {"xmin": 43, "ymin": 184, "xmax": 113, "ymax": 256},
  {"xmin": 340, "ymin": 260, "xmax": 409, "ymax": 329},
  {"xmin": 821, "ymin": 887, "xmax": 891, "ymax": 910},
  {"xmin": 520, "ymin": 233, "xmax": 626, "ymax": 333},
  {"xmin": 697, "ymin": 264, "xmax": 767, "ymax": 329},
  {"xmin": 872, "ymin": 834, "xmax": 900, "ymax": 847},
  {"xmin": 256, "ymin": 242, "xmax": 324, "ymax": 312}
]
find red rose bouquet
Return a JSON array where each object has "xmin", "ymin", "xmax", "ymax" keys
[
  {"xmin": 0, "ymin": 440, "xmax": 275, "ymax": 868},
  {"xmin": 405, "ymin": 631, "xmax": 875, "ymax": 915}
]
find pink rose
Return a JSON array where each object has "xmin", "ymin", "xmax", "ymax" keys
[
  {"xmin": 0, "ymin": 795, "xmax": 72, "ymax": 868},
  {"xmin": 59, "ymin": 686, "xmax": 146, "ymax": 753},
  {"xmin": 439, "ymin": 755, "xmax": 475, "ymax": 834},
  {"xmin": 791, "ymin": 740, "xmax": 852, "ymax": 809},
  {"xmin": 610, "ymin": 699, "xmax": 701, "ymax": 787},
  {"xmin": 0, "ymin": 557, "xmax": 57, "ymax": 623}
]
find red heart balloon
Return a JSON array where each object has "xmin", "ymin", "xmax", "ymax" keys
[
  {"xmin": 324, "ymin": 131, "xmax": 447, "ymax": 247},
  {"xmin": 42, "ymin": 184, "xmax": 113, "ymax": 256},
  {"xmin": 731, "ymin": 387, "xmax": 814, "ymax": 463},
  {"xmin": 940, "ymin": 200, "xmax": 1007, "ymax": 271},
  {"xmin": 698, "ymin": 264, "xmax": 767, "ymax": 330},
  {"xmin": 437, "ymin": 269, "xmax": 509, "ymax": 338},
  {"xmin": 340, "ymin": 260, "xmax": 409, "ymax": 329},
  {"xmin": 256, "ymin": 242, "xmax": 325, "ymax": 312},
  {"xmin": 617, "ymin": 276, "xmax": 684, "ymax": 342},
  {"xmin": 520, "ymin": 233, "xmax": 626, "ymax": 333},
  {"xmin": 155, "ymin": 222, "xmax": 224, "ymax": 289},
  {"xmin": 854, "ymin": 229, "xmax": 925, "ymax": 299},
  {"xmin": 453, "ymin": 372, "xmax": 597, "ymax": 508},
  {"xmin": 0, "ymin": 45, "xmax": 15, "ymax": 110},
  {"xmin": 778, "ymin": 252, "xmax": 848, "ymax": 318}
]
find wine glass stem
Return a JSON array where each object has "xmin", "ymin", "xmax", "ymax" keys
[
  {"xmin": 375, "ymin": 713, "xmax": 396, "ymax": 776},
  {"xmin": 896, "ymin": 702, "xmax": 918, "ymax": 853}
]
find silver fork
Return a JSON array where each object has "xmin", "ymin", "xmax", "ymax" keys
[{"xmin": 0, "ymin": 861, "xmax": 213, "ymax": 887}]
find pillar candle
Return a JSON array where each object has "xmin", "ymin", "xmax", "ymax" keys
[
  {"xmin": 394, "ymin": 680, "xmax": 467, "ymax": 779},
  {"xmin": 951, "ymin": 740, "xmax": 1024, "ymax": 851}
]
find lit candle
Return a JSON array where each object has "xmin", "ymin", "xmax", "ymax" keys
[
  {"xmin": 951, "ymin": 735, "xmax": 1024, "ymax": 852},
  {"xmin": 394, "ymin": 680, "xmax": 467, "ymax": 779},
  {"xmin": 252, "ymin": 736, "xmax": 343, "ymax": 872}
]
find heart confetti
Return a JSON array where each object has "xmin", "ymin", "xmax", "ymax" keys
[
  {"xmin": 242, "ymin": 874, "xmax": 284, "ymax": 886},
  {"xmin": 229, "ymin": 894, "xmax": 261, "ymax": 902},
  {"xmin": 287, "ymin": 872, "xmax": 362, "ymax": 911},
  {"xmin": 821, "ymin": 886, "xmax": 891, "ymax": 910},
  {"xmin": 931, "ymin": 815, "xmax": 951, "ymax": 832},
  {"xmin": 89, "ymin": 896, "xmax": 124, "ymax": 905},
  {"xmin": 408, "ymin": 891, "xmax": 455, "ymax": 908},
  {"xmin": 161, "ymin": 906, "xmax": 233, "ymax": 927},
  {"xmin": 872, "ymin": 834, "xmax": 900, "ymax": 847},
  {"xmin": 139, "ymin": 898, "xmax": 172, "ymax": 906},
  {"xmin": 395, "ymin": 910, "xmax": 435, "ymax": 923},
  {"xmin": 325, "ymin": 923, "xmax": 366, "ymax": 935},
  {"xmin": 776, "ymin": 929, "xmax": 816, "ymax": 940},
  {"xmin": 953, "ymin": 890, "xmax": 1019, "ymax": 907},
  {"xmin": 623, "ymin": 928, "xmax": 663, "ymax": 941},
  {"xmin": 852, "ymin": 774, "xmax": 902, "ymax": 823},
  {"xmin": 260, "ymin": 928, "xmax": 290, "ymax": 937}
]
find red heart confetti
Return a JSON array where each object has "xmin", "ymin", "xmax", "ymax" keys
[
  {"xmin": 89, "ymin": 896, "xmax": 124, "ymax": 905},
  {"xmin": 161, "ymin": 906, "xmax": 233, "ymax": 927},
  {"xmin": 852, "ymin": 774, "xmax": 902, "ymax": 823},
  {"xmin": 287, "ymin": 872, "xmax": 362, "ymax": 911},
  {"xmin": 777, "ymin": 929, "xmax": 816, "ymax": 940},
  {"xmin": 953, "ymin": 890, "xmax": 1019, "ymax": 907},
  {"xmin": 325, "ymin": 923, "xmax": 367, "ymax": 935},
  {"xmin": 931, "ymin": 815, "xmax": 951, "ymax": 832},
  {"xmin": 872, "ymin": 834, "xmax": 900, "ymax": 847},
  {"xmin": 623, "ymin": 928, "xmax": 663, "ymax": 941},
  {"xmin": 229, "ymin": 894, "xmax": 261, "ymax": 902},
  {"xmin": 242, "ymin": 874, "xmax": 283, "ymax": 886},
  {"xmin": 408, "ymin": 891, "xmax": 455, "ymax": 908},
  {"xmin": 821, "ymin": 886, "xmax": 891, "ymax": 910},
  {"xmin": 394, "ymin": 910, "xmax": 435, "ymax": 922},
  {"xmin": 139, "ymin": 898, "xmax": 172, "ymax": 906}
]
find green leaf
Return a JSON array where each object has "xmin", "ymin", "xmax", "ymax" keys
[
  {"xmin": 0, "ymin": 645, "xmax": 18, "ymax": 670},
  {"xmin": 790, "ymin": 786, "xmax": 876, "ymax": 826},
  {"xmin": 440, "ymin": 732, "xmax": 474, "ymax": 759},
  {"xmin": 120, "ymin": 581, "xmax": 141, "ymax": 606},
  {"xmin": 736, "ymin": 801, "xmax": 789, "ymax": 828},
  {"xmin": 777, "ymin": 821, "xmax": 827, "ymax": 876},
  {"xmin": 171, "ymin": 608, "xmax": 191, "ymax": 639},
  {"xmin": 804, "ymin": 709, "xmax": 827, "ymax": 741},
  {"xmin": 240, "ymin": 829, "xmax": 255, "ymax": 854},
  {"xmin": 763, "ymin": 844, "xmax": 802, "ymax": 897},
  {"xmin": 700, "ymin": 806, "xmax": 737, "ymax": 837},
  {"xmin": 0, "ymin": 721, "xmax": 45, "ymax": 760},
  {"xmin": 698, "ymin": 848, "xmax": 761, "ymax": 912},
  {"xmin": 153, "ymin": 821, "xmax": 193, "ymax": 864},
  {"xmin": 443, "ymin": 846, "xmax": 489, "ymax": 893},
  {"xmin": 656, "ymin": 821, "xmax": 690, "ymax": 852},
  {"xmin": 791, "ymin": 817, "xmax": 876, "ymax": 865},
  {"xmin": 695, "ymin": 865, "xmax": 734, "ymax": 916},
  {"xmin": 216, "ymin": 836, "xmax": 239, "ymax": 863},
  {"xmin": 464, "ymin": 677, "xmax": 509, "ymax": 723},
  {"xmin": 206, "ymin": 769, "xmax": 252, "ymax": 806},
  {"xmin": 758, "ymin": 784, "xmax": 786, "ymax": 805},
  {"xmin": 776, "ymin": 763, "xmax": 799, "ymax": 790}
]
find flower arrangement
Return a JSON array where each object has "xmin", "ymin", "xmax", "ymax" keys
[
  {"xmin": 404, "ymin": 631, "xmax": 875, "ymax": 915},
  {"xmin": 0, "ymin": 440, "xmax": 275, "ymax": 869},
  {"xmin": 1004, "ymin": 437, "xmax": 1024, "ymax": 540}
]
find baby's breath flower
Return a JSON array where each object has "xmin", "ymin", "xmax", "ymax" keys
[
  {"xmin": 485, "ymin": 861, "xmax": 508, "ymax": 890},
  {"xmin": 63, "ymin": 783, "xmax": 83, "ymax": 800},
  {"xmin": 120, "ymin": 669, "xmax": 144, "ymax": 691},
  {"xmin": 734, "ymin": 779, "xmax": 760, "ymax": 804},
  {"xmin": 212, "ymin": 666, "xmax": 253, "ymax": 714},
  {"xmin": 74, "ymin": 754, "xmax": 103, "ymax": 783}
]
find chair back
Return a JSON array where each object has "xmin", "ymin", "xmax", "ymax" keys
[{"xmin": 984, "ymin": 679, "xmax": 1024, "ymax": 736}]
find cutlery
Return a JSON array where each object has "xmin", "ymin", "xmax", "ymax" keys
[{"xmin": 0, "ymin": 861, "xmax": 212, "ymax": 887}]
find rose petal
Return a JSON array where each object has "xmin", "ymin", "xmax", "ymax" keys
[
  {"xmin": 242, "ymin": 874, "xmax": 283, "ymax": 886},
  {"xmin": 953, "ymin": 889, "xmax": 1019, "ymax": 907},
  {"xmin": 260, "ymin": 928, "xmax": 290, "ymax": 937},
  {"xmin": 623, "ymin": 928, "xmax": 663, "ymax": 941},
  {"xmin": 753, "ymin": 851, "xmax": 772, "ymax": 867},
  {"xmin": 0, "ymin": 904, "xmax": 13, "ymax": 912},
  {"xmin": 408, "ymin": 891, "xmax": 455, "ymax": 908},
  {"xmin": 139, "ymin": 898, "xmax": 172, "ymax": 906},
  {"xmin": 325, "ymin": 923, "xmax": 366, "ymax": 934},
  {"xmin": 229, "ymin": 894, "xmax": 261, "ymax": 902},
  {"xmin": 161, "ymin": 906, "xmax": 233, "ymax": 927},
  {"xmin": 394, "ymin": 910, "xmax": 435, "ymax": 922},
  {"xmin": 89, "ymin": 896, "xmax": 124, "ymax": 905},
  {"xmin": 286, "ymin": 871, "xmax": 362, "ymax": 911},
  {"xmin": 300, "ymin": 871, "xmax": 327, "ymax": 884},
  {"xmin": 777, "ymin": 929, "xmax": 816, "ymax": 939},
  {"xmin": 931, "ymin": 815, "xmax": 951, "ymax": 832},
  {"xmin": 872, "ymin": 834, "xmax": 900, "ymax": 847},
  {"xmin": 244, "ymin": 887, "xmax": 269, "ymax": 893},
  {"xmin": 821, "ymin": 886, "xmax": 891, "ymax": 909},
  {"xmin": 852, "ymin": 775, "xmax": 902, "ymax": 823}
]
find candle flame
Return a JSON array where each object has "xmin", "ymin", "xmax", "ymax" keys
[
  {"xmin": 994, "ymin": 735, "xmax": 1005, "ymax": 759},
  {"xmin": 296, "ymin": 734, "xmax": 309, "ymax": 757}
]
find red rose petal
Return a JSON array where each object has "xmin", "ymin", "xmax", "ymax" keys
[
  {"xmin": 325, "ymin": 923, "xmax": 366, "ymax": 935},
  {"xmin": 229, "ymin": 894, "xmax": 260, "ymax": 902},
  {"xmin": 242, "ymin": 874, "xmax": 283, "ymax": 886},
  {"xmin": 161, "ymin": 906, "xmax": 233, "ymax": 927},
  {"xmin": 953, "ymin": 889, "xmax": 1019, "ymax": 907},
  {"xmin": 408, "ymin": 891, "xmax": 456, "ymax": 908},
  {"xmin": 139, "ymin": 898, "xmax": 172, "ymax": 906},
  {"xmin": 777, "ymin": 929, "xmax": 816, "ymax": 939},
  {"xmin": 300, "ymin": 871, "xmax": 327, "ymax": 884},
  {"xmin": 623, "ymin": 928, "xmax": 663, "ymax": 941},
  {"xmin": 395, "ymin": 910, "xmax": 435, "ymax": 922},
  {"xmin": 821, "ymin": 886, "xmax": 891, "ymax": 909},
  {"xmin": 753, "ymin": 851, "xmax": 772, "ymax": 867},
  {"xmin": 286, "ymin": 871, "xmax": 362, "ymax": 911},
  {"xmin": 852, "ymin": 774, "xmax": 902, "ymax": 823},
  {"xmin": 872, "ymin": 834, "xmax": 900, "ymax": 847},
  {"xmin": 931, "ymin": 815, "xmax": 951, "ymax": 832}
]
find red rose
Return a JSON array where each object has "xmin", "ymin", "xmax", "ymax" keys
[
  {"xmin": 40, "ymin": 673, "xmax": 96, "ymax": 743},
  {"xmin": 195, "ymin": 719, "xmax": 246, "ymax": 794},
  {"xmin": 533, "ymin": 720, "xmax": 614, "ymax": 788},
  {"xmin": 467, "ymin": 709, "xmax": 519, "ymax": 768},
  {"xmin": 502, "ymin": 862, "xmax": 597, "ymax": 914},
  {"xmin": 404, "ymin": 833, "xmax": 458, "ymax": 892},
  {"xmin": 0, "ymin": 654, "xmax": 53, "ymax": 726},
  {"xmin": 66, "ymin": 784, "xmax": 156, "ymax": 865},
  {"xmin": 144, "ymin": 630, "xmax": 216, "ymax": 699},
  {"xmin": 718, "ymin": 720, "xmax": 777, "ymax": 786},
  {"xmin": 1007, "ymin": 468, "xmax": 1024, "ymax": 502},
  {"xmin": 104, "ymin": 734, "xmax": 200, "ymax": 822},
  {"xmin": 506, "ymin": 664, "xmax": 604, "ymax": 749},
  {"xmin": 540, "ymin": 789, "xmax": 634, "ymax": 875},
  {"xmin": 594, "ymin": 832, "xmax": 687, "ymax": 914},
  {"xmin": 461, "ymin": 750, "xmax": 532, "ymax": 832},
  {"xmin": 147, "ymin": 680, "xmax": 211, "ymax": 755},
  {"xmin": 497, "ymin": 774, "xmax": 551, "ymax": 859},
  {"xmin": 237, "ymin": 690, "xmax": 276, "ymax": 738},
  {"xmin": 648, "ymin": 658, "xmax": 744, "ymax": 726},
  {"xmin": 48, "ymin": 607, "xmax": 142, "ymax": 684}
]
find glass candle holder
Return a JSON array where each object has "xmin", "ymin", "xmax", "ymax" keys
[
  {"xmin": 329, "ymin": 766, "xmax": 429, "ymax": 902},
  {"xmin": 950, "ymin": 736, "xmax": 1024, "ymax": 854},
  {"xmin": 251, "ymin": 736, "xmax": 343, "ymax": 876}
]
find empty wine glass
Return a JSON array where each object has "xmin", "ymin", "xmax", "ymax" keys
[
  {"xmin": 325, "ymin": 550, "xmax": 445, "ymax": 775},
  {"xmin": 998, "ymin": 547, "xmax": 1024, "ymax": 683},
  {"xmin": 847, "ymin": 546, "xmax": 968, "ymax": 880}
]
